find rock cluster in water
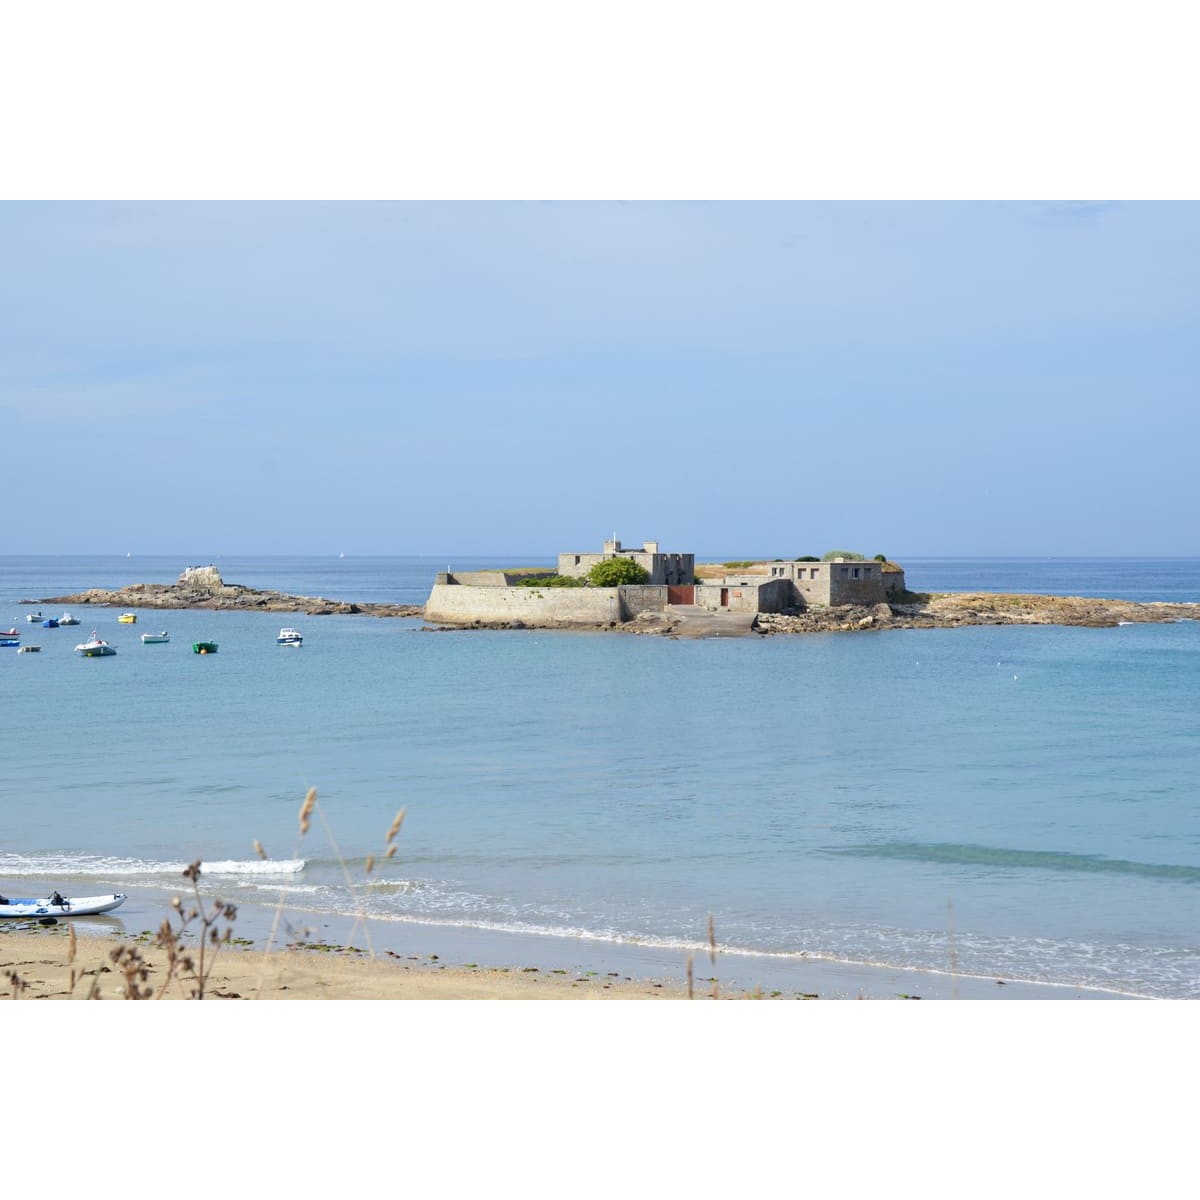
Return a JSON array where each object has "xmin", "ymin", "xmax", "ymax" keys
[{"xmin": 34, "ymin": 564, "xmax": 423, "ymax": 618}]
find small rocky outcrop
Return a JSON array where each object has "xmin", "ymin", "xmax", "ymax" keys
[
  {"xmin": 177, "ymin": 564, "xmax": 225, "ymax": 591},
  {"xmin": 31, "ymin": 566, "xmax": 424, "ymax": 619}
]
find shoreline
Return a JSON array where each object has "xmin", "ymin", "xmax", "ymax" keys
[
  {"xmin": 1, "ymin": 883, "xmax": 1135, "ymax": 1000},
  {"xmin": 28, "ymin": 579, "xmax": 1200, "ymax": 635}
]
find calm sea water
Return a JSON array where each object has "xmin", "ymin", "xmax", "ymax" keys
[{"xmin": 3, "ymin": 555, "xmax": 1199, "ymax": 998}]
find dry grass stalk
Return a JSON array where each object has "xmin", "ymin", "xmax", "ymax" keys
[
  {"xmin": 386, "ymin": 809, "xmax": 406, "ymax": 843},
  {"xmin": 299, "ymin": 787, "xmax": 317, "ymax": 837},
  {"xmin": 686, "ymin": 953, "xmax": 694, "ymax": 1000},
  {"xmin": 256, "ymin": 787, "xmax": 405, "ymax": 995},
  {"xmin": 948, "ymin": 897, "xmax": 959, "ymax": 1000},
  {"xmin": 708, "ymin": 913, "xmax": 719, "ymax": 1000},
  {"xmin": 110, "ymin": 942, "xmax": 154, "ymax": 999},
  {"xmin": 148, "ymin": 860, "xmax": 238, "ymax": 999}
]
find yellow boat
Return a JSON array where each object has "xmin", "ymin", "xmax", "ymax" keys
[{"xmin": 117, "ymin": 612, "xmax": 137, "ymax": 623}]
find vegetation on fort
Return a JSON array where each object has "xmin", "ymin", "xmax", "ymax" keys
[
  {"xmin": 822, "ymin": 549, "xmax": 867, "ymax": 561},
  {"xmin": 587, "ymin": 558, "xmax": 650, "ymax": 586},
  {"xmin": 516, "ymin": 573, "xmax": 585, "ymax": 587}
]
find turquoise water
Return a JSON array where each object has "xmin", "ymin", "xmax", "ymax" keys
[{"xmin": 3, "ymin": 556, "xmax": 1199, "ymax": 997}]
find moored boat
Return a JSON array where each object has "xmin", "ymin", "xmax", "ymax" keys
[
  {"xmin": 192, "ymin": 641, "xmax": 218, "ymax": 654},
  {"xmin": 1, "ymin": 628, "xmax": 19, "ymax": 638},
  {"xmin": 2, "ymin": 638, "xmax": 24, "ymax": 648},
  {"xmin": 276, "ymin": 627, "xmax": 303, "ymax": 646},
  {"xmin": 17, "ymin": 644, "xmax": 40, "ymax": 653},
  {"xmin": 75, "ymin": 632, "xmax": 116, "ymax": 657},
  {"xmin": 0, "ymin": 892, "xmax": 127, "ymax": 919},
  {"xmin": 26, "ymin": 612, "xmax": 43, "ymax": 622},
  {"xmin": 42, "ymin": 617, "xmax": 59, "ymax": 628},
  {"xmin": 117, "ymin": 612, "xmax": 137, "ymax": 624},
  {"xmin": 58, "ymin": 613, "xmax": 80, "ymax": 625},
  {"xmin": 141, "ymin": 631, "xmax": 170, "ymax": 644}
]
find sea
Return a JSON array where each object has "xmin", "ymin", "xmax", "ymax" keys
[{"xmin": 3, "ymin": 554, "xmax": 1199, "ymax": 999}]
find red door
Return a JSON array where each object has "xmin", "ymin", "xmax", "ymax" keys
[
  {"xmin": 667, "ymin": 585, "xmax": 695, "ymax": 605},
  {"xmin": 720, "ymin": 588, "xmax": 729, "ymax": 607}
]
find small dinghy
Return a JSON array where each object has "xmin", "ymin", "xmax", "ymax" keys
[
  {"xmin": 0, "ymin": 892, "xmax": 127, "ymax": 919},
  {"xmin": 141, "ymin": 631, "xmax": 170, "ymax": 644}
]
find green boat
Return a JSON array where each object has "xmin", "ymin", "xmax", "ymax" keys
[{"xmin": 192, "ymin": 641, "xmax": 219, "ymax": 654}]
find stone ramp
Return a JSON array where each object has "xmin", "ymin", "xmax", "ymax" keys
[{"xmin": 666, "ymin": 605, "xmax": 759, "ymax": 638}]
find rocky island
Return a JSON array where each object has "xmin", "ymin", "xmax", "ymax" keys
[
  {"xmin": 32, "ymin": 564, "xmax": 423, "ymax": 618},
  {"xmin": 28, "ymin": 563, "xmax": 1200, "ymax": 635}
]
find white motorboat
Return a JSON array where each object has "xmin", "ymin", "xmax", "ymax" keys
[
  {"xmin": 75, "ymin": 632, "xmax": 116, "ymax": 657},
  {"xmin": 141, "ymin": 631, "xmax": 170, "ymax": 644},
  {"xmin": 276, "ymin": 627, "xmax": 303, "ymax": 646},
  {"xmin": 58, "ymin": 612, "xmax": 81, "ymax": 625}
]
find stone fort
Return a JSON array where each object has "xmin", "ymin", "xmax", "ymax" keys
[{"xmin": 424, "ymin": 538, "xmax": 906, "ymax": 628}]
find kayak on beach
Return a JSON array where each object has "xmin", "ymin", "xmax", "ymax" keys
[{"xmin": 0, "ymin": 892, "xmax": 127, "ymax": 918}]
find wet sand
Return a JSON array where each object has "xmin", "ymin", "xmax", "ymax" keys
[{"xmin": 0, "ymin": 883, "xmax": 1132, "ymax": 1000}]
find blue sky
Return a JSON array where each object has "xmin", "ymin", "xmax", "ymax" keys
[{"xmin": 2, "ymin": 200, "xmax": 1197, "ymax": 558}]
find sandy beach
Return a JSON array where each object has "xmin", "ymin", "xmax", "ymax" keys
[{"xmin": 0, "ymin": 884, "xmax": 1134, "ymax": 1000}]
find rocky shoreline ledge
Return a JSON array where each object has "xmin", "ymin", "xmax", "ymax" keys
[
  {"xmin": 31, "ymin": 564, "xmax": 423, "ymax": 619},
  {"xmin": 753, "ymin": 592, "xmax": 1200, "ymax": 635},
  {"xmin": 27, "ymin": 566, "xmax": 1199, "ymax": 633}
]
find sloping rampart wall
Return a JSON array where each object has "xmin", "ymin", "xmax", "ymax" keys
[
  {"xmin": 425, "ymin": 584, "xmax": 622, "ymax": 626},
  {"xmin": 425, "ymin": 583, "xmax": 670, "ymax": 626}
]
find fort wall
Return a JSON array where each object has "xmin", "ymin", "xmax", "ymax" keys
[{"xmin": 425, "ymin": 583, "xmax": 623, "ymax": 627}]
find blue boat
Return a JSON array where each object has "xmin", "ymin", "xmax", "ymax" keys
[{"xmin": 42, "ymin": 618, "xmax": 59, "ymax": 628}]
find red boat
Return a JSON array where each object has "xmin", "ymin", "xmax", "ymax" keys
[{"xmin": 0, "ymin": 629, "xmax": 18, "ymax": 638}]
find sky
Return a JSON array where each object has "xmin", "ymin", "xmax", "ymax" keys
[{"xmin": 1, "ymin": 199, "xmax": 1198, "ymax": 559}]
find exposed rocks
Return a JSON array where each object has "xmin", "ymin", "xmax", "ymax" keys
[
  {"xmin": 753, "ymin": 593, "xmax": 1200, "ymax": 635},
  {"xmin": 32, "ymin": 566, "xmax": 423, "ymax": 619}
]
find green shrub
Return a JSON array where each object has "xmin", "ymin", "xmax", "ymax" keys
[
  {"xmin": 588, "ymin": 558, "xmax": 650, "ymax": 586},
  {"xmin": 795, "ymin": 555, "xmax": 820, "ymax": 562},
  {"xmin": 516, "ymin": 574, "xmax": 585, "ymax": 587},
  {"xmin": 822, "ymin": 549, "xmax": 866, "ymax": 561}
]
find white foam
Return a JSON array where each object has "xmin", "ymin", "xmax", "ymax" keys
[{"xmin": 0, "ymin": 852, "xmax": 305, "ymax": 878}]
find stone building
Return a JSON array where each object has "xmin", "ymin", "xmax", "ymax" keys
[
  {"xmin": 694, "ymin": 558, "xmax": 906, "ymax": 613},
  {"xmin": 557, "ymin": 539, "xmax": 694, "ymax": 586}
]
